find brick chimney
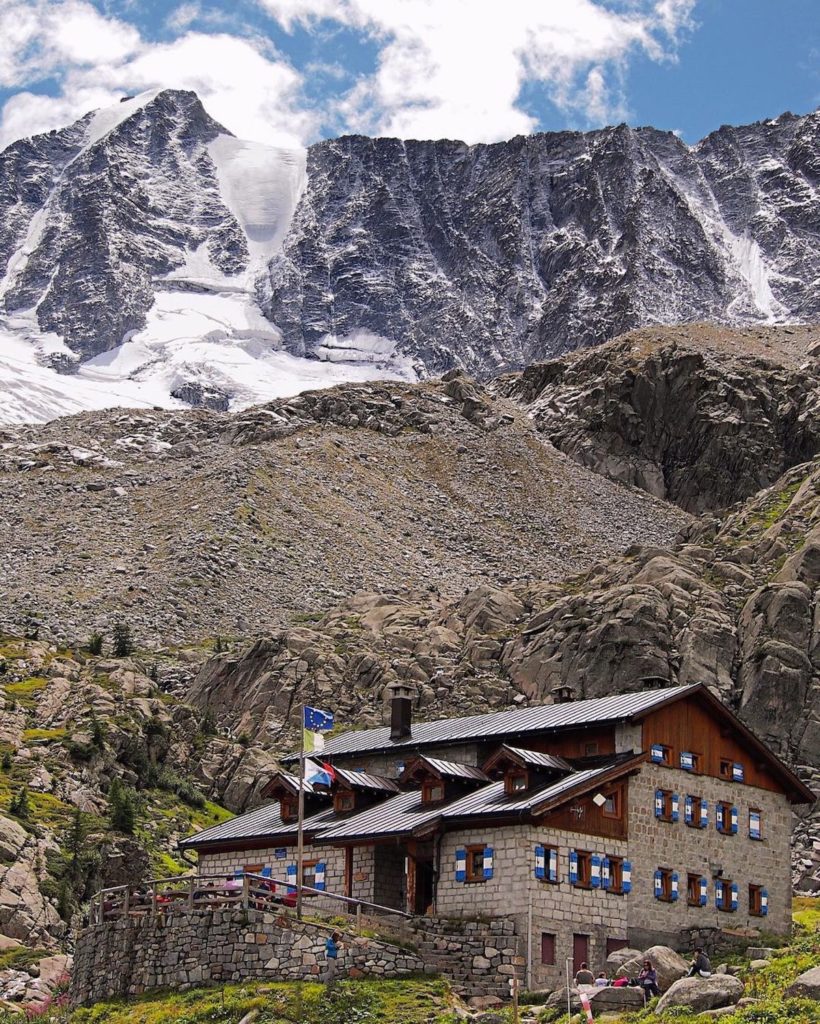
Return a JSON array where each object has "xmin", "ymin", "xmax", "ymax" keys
[{"xmin": 388, "ymin": 681, "xmax": 414, "ymax": 741}]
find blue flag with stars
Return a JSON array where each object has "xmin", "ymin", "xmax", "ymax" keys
[{"xmin": 304, "ymin": 706, "xmax": 334, "ymax": 732}]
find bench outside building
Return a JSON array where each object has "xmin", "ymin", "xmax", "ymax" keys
[{"xmin": 179, "ymin": 682, "xmax": 813, "ymax": 991}]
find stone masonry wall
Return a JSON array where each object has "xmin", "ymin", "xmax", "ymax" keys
[
  {"xmin": 627, "ymin": 764, "xmax": 794, "ymax": 948},
  {"xmin": 436, "ymin": 824, "xmax": 628, "ymax": 989},
  {"xmin": 69, "ymin": 907, "xmax": 424, "ymax": 1007}
]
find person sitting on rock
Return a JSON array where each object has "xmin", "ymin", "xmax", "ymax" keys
[
  {"xmin": 594, "ymin": 972, "xmax": 609, "ymax": 987},
  {"xmin": 638, "ymin": 959, "xmax": 661, "ymax": 998},
  {"xmin": 687, "ymin": 947, "xmax": 712, "ymax": 978},
  {"xmin": 574, "ymin": 962, "xmax": 595, "ymax": 986}
]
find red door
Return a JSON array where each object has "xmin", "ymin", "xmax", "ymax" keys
[{"xmin": 573, "ymin": 933, "xmax": 589, "ymax": 971}]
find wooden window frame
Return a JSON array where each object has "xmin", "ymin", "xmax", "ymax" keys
[
  {"xmin": 422, "ymin": 780, "xmax": 445, "ymax": 804},
  {"xmin": 505, "ymin": 771, "xmax": 529, "ymax": 795},
  {"xmin": 574, "ymin": 849, "xmax": 592, "ymax": 889},
  {"xmin": 719, "ymin": 758, "xmax": 733, "ymax": 779},
  {"xmin": 685, "ymin": 794, "xmax": 702, "ymax": 828},
  {"xmin": 540, "ymin": 844, "xmax": 559, "ymax": 885},
  {"xmin": 584, "ymin": 741, "xmax": 599, "ymax": 755},
  {"xmin": 334, "ymin": 790, "xmax": 356, "ymax": 814},
  {"xmin": 601, "ymin": 786, "xmax": 623, "ymax": 819},
  {"xmin": 607, "ymin": 855, "xmax": 624, "ymax": 895},
  {"xmin": 281, "ymin": 797, "xmax": 298, "ymax": 822},
  {"xmin": 657, "ymin": 866, "xmax": 674, "ymax": 902},
  {"xmin": 687, "ymin": 872, "xmax": 701, "ymax": 907},
  {"xmin": 652, "ymin": 744, "xmax": 672, "ymax": 766},
  {"xmin": 717, "ymin": 800, "xmax": 733, "ymax": 835},
  {"xmin": 540, "ymin": 932, "xmax": 556, "ymax": 966},
  {"xmin": 717, "ymin": 878, "xmax": 735, "ymax": 913},
  {"xmin": 465, "ymin": 844, "xmax": 486, "ymax": 883},
  {"xmin": 657, "ymin": 789, "xmax": 675, "ymax": 823},
  {"xmin": 749, "ymin": 884, "xmax": 764, "ymax": 917},
  {"xmin": 686, "ymin": 752, "xmax": 702, "ymax": 773}
]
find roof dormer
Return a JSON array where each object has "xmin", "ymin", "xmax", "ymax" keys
[
  {"xmin": 260, "ymin": 771, "xmax": 330, "ymax": 823},
  {"xmin": 399, "ymin": 756, "xmax": 489, "ymax": 804},
  {"xmin": 482, "ymin": 745, "xmax": 572, "ymax": 795}
]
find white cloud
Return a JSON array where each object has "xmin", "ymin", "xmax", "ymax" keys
[
  {"xmin": 261, "ymin": 0, "xmax": 696, "ymax": 142},
  {"xmin": 0, "ymin": 0, "xmax": 314, "ymax": 149}
]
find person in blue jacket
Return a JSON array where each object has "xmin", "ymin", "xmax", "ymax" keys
[{"xmin": 324, "ymin": 930, "xmax": 342, "ymax": 986}]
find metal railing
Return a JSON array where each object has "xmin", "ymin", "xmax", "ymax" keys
[{"xmin": 88, "ymin": 873, "xmax": 413, "ymax": 930}]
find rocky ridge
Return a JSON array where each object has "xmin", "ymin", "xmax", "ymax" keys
[{"xmin": 493, "ymin": 323, "xmax": 820, "ymax": 513}]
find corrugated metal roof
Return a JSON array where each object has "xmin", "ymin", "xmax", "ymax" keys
[
  {"xmin": 421, "ymin": 757, "xmax": 489, "ymax": 781},
  {"xmin": 180, "ymin": 802, "xmax": 337, "ymax": 849},
  {"xmin": 316, "ymin": 790, "xmax": 443, "ymax": 841},
  {"xmin": 441, "ymin": 764, "xmax": 615, "ymax": 817},
  {"xmin": 335, "ymin": 768, "xmax": 400, "ymax": 792},
  {"xmin": 501, "ymin": 747, "xmax": 572, "ymax": 771},
  {"xmin": 293, "ymin": 684, "xmax": 697, "ymax": 760}
]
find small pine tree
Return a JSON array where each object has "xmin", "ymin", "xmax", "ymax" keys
[
  {"xmin": 111, "ymin": 620, "xmax": 133, "ymax": 658},
  {"xmin": 1, "ymin": 751, "xmax": 12, "ymax": 771},
  {"xmin": 57, "ymin": 878, "xmax": 74, "ymax": 922},
  {"xmin": 108, "ymin": 778, "xmax": 136, "ymax": 834},
  {"xmin": 87, "ymin": 632, "xmax": 103, "ymax": 656},
  {"xmin": 149, "ymin": 662, "xmax": 159, "ymax": 683},
  {"xmin": 90, "ymin": 715, "xmax": 106, "ymax": 749},
  {"xmin": 213, "ymin": 635, "xmax": 224, "ymax": 653},
  {"xmin": 9, "ymin": 786, "xmax": 30, "ymax": 820}
]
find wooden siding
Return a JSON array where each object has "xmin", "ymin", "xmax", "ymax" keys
[
  {"xmin": 538, "ymin": 781, "xmax": 628, "ymax": 839},
  {"xmin": 642, "ymin": 697, "xmax": 782, "ymax": 794}
]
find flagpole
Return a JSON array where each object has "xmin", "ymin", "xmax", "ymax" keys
[{"xmin": 296, "ymin": 703, "xmax": 305, "ymax": 921}]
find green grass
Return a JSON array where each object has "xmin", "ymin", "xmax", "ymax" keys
[
  {"xmin": 23, "ymin": 727, "xmax": 67, "ymax": 743},
  {"xmin": 62, "ymin": 977, "xmax": 457, "ymax": 1024},
  {"xmin": 3, "ymin": 675, "xmax": 48, "ymax": 708}
]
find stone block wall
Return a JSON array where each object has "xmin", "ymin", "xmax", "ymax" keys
[
  {"xmin": 436, "ymin": 824, "xmax": 628, "ymax": 989},
  {"xmin": 627, "ymin": 764, "xmax": 793, "ymax": 947},
  {"xmin": 69, "ymin": 908, "xmax": 424, "ymax": 1007}
]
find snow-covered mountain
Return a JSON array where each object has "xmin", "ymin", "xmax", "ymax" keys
[{"xmin": 1, "ymin": 90, "xmax": 818, "ymax": 423}]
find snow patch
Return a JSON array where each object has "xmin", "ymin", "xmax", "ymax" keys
[
  {"xmin": 317, "ymin": 331, "xmax": 400, "ymax": 363},
  {"xmin": 85, "ymin": 90, "xmax": 162, "ymax": 148},
  {"xmin": 723, "ymin": 231, "xmax": 785, "ymax": 321}
]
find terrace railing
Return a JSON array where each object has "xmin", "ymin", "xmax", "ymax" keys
[{"xmin": 88, "ymin": 873, "xmax": 412, "ymax": 932}]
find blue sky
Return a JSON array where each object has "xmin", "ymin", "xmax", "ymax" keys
[{"xmin": 0, "ymin": 0, "xmax": 817, "ymax": 150}]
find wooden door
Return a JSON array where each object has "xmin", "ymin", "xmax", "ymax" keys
[{"xmin": 573, "ymin": 933, "xmax": 589, "ymax": 970}]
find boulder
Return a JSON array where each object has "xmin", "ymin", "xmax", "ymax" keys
[
  {"xmin": 656, "ymin": 975, "xmax": 744, "ymax": 1014},
  {"xmin": 745, "ymin": 946, "xmax": 776, "ymax": 960},
  {"xmin": 748, "ymin": 959, "xmax": 770, "ymax": 971},
  {"xmin": 617, "ymin": 946, "xmax": 687, "ymax": 991},
  {"xmin": 589, "ymin": 986, "xmax": 645, "ymax": 1012},
  {"xmin": 785, "ymin": 965, "xmax": 820, "ymax": 1000},
  {"xmin": 605, "ymin": 947, "xmax": 642, "ymax": 970}
]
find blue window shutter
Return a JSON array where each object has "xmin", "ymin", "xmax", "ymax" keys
[
  {"xmin": 314, "ymin": 862, "xmax": 326, "ymax": 891},
  {"xmin": 622, "ymin": 860, "xmax": 632, "ymax": 893},
  {"xmin": 601, "ymin": 856, "xmax": 610, "ymax": 890},
  {"xmin": 569, "ymin": 850, "xmax": 579, "ymax": 885},
  {"xmin": 760, "ymin": 889, "xmax": 768, "ymax": 916},
  {"xmin": 534, "ymin": 845, "xmax": 545, "ymax": 880},
  {"xmin": 654, "ymin": 789, "xmax": 665, "ymax": 818},
  {"xmin": 730, "ymin": 806, "xmax": 739, "ymax": 834},
  {"xmin": 749, "ymin": 811, "xmax": 761, "ymax": 840},
  {"xmin": 671, "ymin": 793, "xmax": 680, "ymax": 822},
  {"xmin": 671, "ymin": 872, "xmax": 679, "ymax": 901},
  {"xmin": 700, "ymin": 799, "xmax": 708, "ymax": 829},
  {"xmin": 732, "ymin": 762, "xmax": 744, "ymax": 783},
  {"xmin": 591, "ymin": 854, "xmax": 601, "ymax": 888},
  {"xmin": 650, "ymin": 744, "xmax": 665, "ymax": 763},
  {"xmin": 684, "ymin": 795, "xmax": 694, "ymax": 824},
  {"xmin": 455, "ymin": 848, "xmax": 466, "ymax": 883},
  {"xmin": 286, "ymin": 863, "xmax": 297, "ymax": 894},
  {"xmin": 483, "ymin": 846, "xmax": 494, "ymax": 880},
  {"xmin": 716, "ymin": 804, "xmax": 724, "ymax": 831},
  {"xmin": 699, "ymin": 877, "xmax": 708, "ymax": 906},
  {"xmin": 680, "ymin": 751, "xmax": 694, "ymax": 771},
  {"xmin": 548, "ymin": 847, "xmax": 558, "ymax": 882},
  {"xmin": 715, "ymin": 880, "xmax": 724, "ymax": 909},
  {"xmin": 730, "ymin": 882, "xmax": 739, "ymax": 911},
  {"xmin": 654, "ymin": 870, "xmax": 663, "ymax": 899}
]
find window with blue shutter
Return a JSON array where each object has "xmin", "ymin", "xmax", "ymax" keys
[
  {"xmin": 601, "ymin": 856, "xmax": 610, "ymax": 890},
  {"xmin": 670, "ymin": 872, "xmax": 679, "ymax": 901},
  {"xmin": 732, "ymin": 762, "xmax": 744, "ymax": 783},
  {"xmin": 699, "ymin": 877, "xmax": 708, "ymax": 906},
  {"xmin": 680, "ymin": 751, "xmax": 694, "ymax": 771},
  {"xmin": 591, "ymin": 854, "xmax": 601, "ymax": 888},
  {"xmin": 730, "ymin": 806, "xmax": 739, "ymax": 834},
  {"xmin": 569, "ymin": 850, "xmax": 579, "ymax": 885},
  {"xmin": 654, "ymin": 789, "xmax": 665, "ymax": 818},
  {"xmin": 534, "ymin": 845, "xmax": 545, "ymax": 880},
  {"xmin": 715, "ymin": 879, "xmax": 724, "ymax": 909},
  {"xmin": 715, "ymin": 803, "xmax": 724, "ymax": 831},
  {"xmin": 455, "ymin": 848, "xmax": 467, "ymax": 883},
  {"xmin": 749, "ymin": 810, "xmax": 762, "ymax": 840},
  {"xmin": 286, "ymin": 863, "xmax": 297, "ymax": 894},
  {"xmin": 730, "ymin": 882, "xmax": 739, "ymax": 911},
  {"xmin": 700, "ymin": 798, "xmax": 708, "ymax": 829},
  {"xmin": 650, "ymin": 744, "xmax": 667, "ymax": 763},
  {"xmin": 760, "ymin": 888, "xmax": 768, "ymax": 916},
  {"xmin": 483, "ymin": 846, "xmax": 494, "ymax": 879},
  {"xmin": 671, "ymin": 793, "xmax": 680, "ymax": 822},
  {"xmin": 684, "ymin": 795, "xmax": 694, "ymax": 825},
  {"xmin": 654, "ymin": 870, "xmax": 663, "ymax": 899},
  {"xmin": 314, "ymin": 862, "xmax": 326, "ymax": 891},
  {"xmin": 548, "ymin": 847, "xmax": 558, "ymax": 883},
  {"xmin": 622, "ymin": 860, "xmax": 632, "ymax": 893}
]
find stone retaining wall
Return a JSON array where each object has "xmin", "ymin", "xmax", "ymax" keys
[{"xmin": 69, "ymin": 908, "xmax": 424, "ymax": 1007}]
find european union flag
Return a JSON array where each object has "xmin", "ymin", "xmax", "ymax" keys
[{"xmin": 304, "ymin": 706, "xmax": 334, "ymax": 732}]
